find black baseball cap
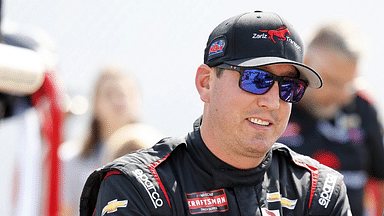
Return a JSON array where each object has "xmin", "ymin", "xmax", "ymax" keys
[{"xmin": 204, "ymin": 11, "xmax": 322, "ymax": 88}]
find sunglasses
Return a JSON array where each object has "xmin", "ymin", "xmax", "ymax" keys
[{"xmin": 217, "ymin": 64, "xmax": 308, "ymax": 103}]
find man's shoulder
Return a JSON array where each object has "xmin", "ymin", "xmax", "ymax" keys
[
  {"xmin": 272, "ymin": 143, "xmax": 350, "ymax": 214},
  {"xmin": 272, "ymin": 143, "xmax": 345, "ymax": 183},
  {"xmin": 273, "ymin": 143, "xmax": 336, "ymax": 169},
  {"xmin": 80, "ymin": 136, "xmax": 187, "ymax": 216},
  {"xmin": 101, "ymin": 136, "xmax": 187, "ymax": 176}
]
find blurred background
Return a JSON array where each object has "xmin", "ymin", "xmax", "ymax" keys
[{"xmin": 3, "ymin": 0, "xmax": 384, "ymax": 138}]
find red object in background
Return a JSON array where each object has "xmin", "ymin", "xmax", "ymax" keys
[
  {"xmin": 364, "ymin": 178, "xmax": 384, "ymax": 216},
  {"xmin": 32, "ymin": 71, "xmax": 64, "ymax": 216},
  {"xmin": 311, "ymin": 149, "xmax": 341, "ymax": 170}
]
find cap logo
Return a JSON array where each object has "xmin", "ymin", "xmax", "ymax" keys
[
  {"xmin": 208, "ymin": 38, "xmax": 226, "ymax": 57},
  {"xmin": 259, "ymin": 26, "xmax": 290, "ymax": 43}
]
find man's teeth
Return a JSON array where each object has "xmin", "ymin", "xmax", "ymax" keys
[{"xmin": 248, "ymin": 118, "xmax": 270, "ymax": 126}]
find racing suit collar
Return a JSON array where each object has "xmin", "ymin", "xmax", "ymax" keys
[{"xmin": 188, "ymin": 116, "xmax": 273, "ymax": 188}]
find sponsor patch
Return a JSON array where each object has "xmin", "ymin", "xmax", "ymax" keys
[
  {"xmin": 318, "ymin": 173, "xmax": 337, "ymax": 208},
  {"xmin": 266, "ymin": 192, "xmax": 281, "ymax": 202},
  {"xmin": 208, "ymin": 38, "xmax": 226, "ymax": 60},
  {"xmin": 147, "ymin": 154, "xmax": 172, "ymax": 208},
  {"xmin": 102, "ymin": 199, "xmax": 128, "ymax": 215},
  {"xmin": 253, "ymin": 26, "xmax": 301, "ymax": 51},
  {"xmin": 186, "ymin": 189, "xmax": 228, "ymax": 214},
  {"xmin": 285, "ymin": 36, "xmax": 302, "ymax": 51},
  {"xmin": 266, "ymin": 192, "xmax": 297, "ymax": 210},
  {"xmin": 133, "ymin": 169, "xmax": 164, "ymax": 208},
  {"xmin": 259, "ymin": 26, "xmax": 290, "ymax": 43},
  {"xmin": 261, "ymin": 208, "xmax": 280, "ymax": 216},
  {"xmin": 281, "ymin": 197, "xmax": 298, "ymax": 210}
]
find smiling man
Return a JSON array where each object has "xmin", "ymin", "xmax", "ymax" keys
[
  {"xmin": 198, "ymin": 64, "xmax": 298, "ymax": 170},
  {"xmin": 80, "ymin": 11, "xmax": 352, "ymax": 215}
]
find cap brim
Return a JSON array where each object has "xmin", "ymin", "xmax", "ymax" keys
[{"xmin": 224, "ymin": 57, "xmax": 323, "ymax": 89}]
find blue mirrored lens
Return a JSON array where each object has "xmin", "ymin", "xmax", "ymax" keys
[
  {"xmin": 240, "ymin": 69, "xmax": 307, "ymax": 103},
  {"xmin": 280, "ymin": 79, "xmax": 306, "ymax": 102},
  {"xmin": 240, "ymin": 70, "xmax": 274, "ymax": 94}
]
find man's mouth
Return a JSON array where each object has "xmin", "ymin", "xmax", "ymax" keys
[{"xmin": 248, "ymin": 117, "xmax": 271, "ymax": 126}]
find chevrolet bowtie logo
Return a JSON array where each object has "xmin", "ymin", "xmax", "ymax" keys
[{"xmin": 102, "ymin": 199, "xmax": 128, "ymax": 215}]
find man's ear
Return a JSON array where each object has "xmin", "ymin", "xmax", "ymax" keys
[{"xmin": 195, "ymin": 64, "xmax": 213, "ymax": 103}]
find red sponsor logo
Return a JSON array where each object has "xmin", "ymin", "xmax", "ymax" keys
[
  {"xmin": 265, "ymin": 209, "xmax": 276, "ymax": 216},
  {"xmin": 260, "ymin": 26, "xmax": 290, "ymax": 43},
  {"xmin": 261, "ymin": 208, "xmax": 280, "ymax": 216},
  {"xmin": 186, "ymin": 189, "xmax": 229, "ymax": 214},
  {"xmin": 208, "ymin": 40, "xmax": 225, "ymax": 56}
]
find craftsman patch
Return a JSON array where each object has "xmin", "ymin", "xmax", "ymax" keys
[{"xmin": 186, "ymin": 189, "xmax": 229, "ymax": 214}]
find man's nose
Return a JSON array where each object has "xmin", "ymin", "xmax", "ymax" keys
[{"xmin": 257, "ymin": 81, "xmax": 280, "ymax": 110}]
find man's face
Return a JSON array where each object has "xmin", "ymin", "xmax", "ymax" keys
[
  {"xmin": 302, "ymin": 48, "xmax": 357, "ymax": 118},
  {"xmin": 203, "ymin": 64, "xmax": 294, "ymax": 161}
]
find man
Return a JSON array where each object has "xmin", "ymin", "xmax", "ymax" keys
[
  {"xmin": 278, "ymin": 18, "xmax": 384, "ymax": 216},
  {"xmin": 80, "ymin": 11, "xmax": 352, "ymax": 215}
]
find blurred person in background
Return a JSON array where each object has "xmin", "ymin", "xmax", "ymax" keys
[
  {"xmin": 278, "ymin": 17, "xmax": 384, "ymax": 216},
  {"xmin": 102, "ymin": 123, "xmax": 163, "ymax": 164},
  {"xmin": 60, "ymin": 64, "xmax": 144, "ymax": 215}
]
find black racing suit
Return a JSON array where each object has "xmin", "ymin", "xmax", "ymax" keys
[
  {"xmin": 80, "ymin": 118, "xmax": 351, "ymax": 215},
  {"xmin": 278, "ymin": 94, "xmax": 384, "ymax": 216}
]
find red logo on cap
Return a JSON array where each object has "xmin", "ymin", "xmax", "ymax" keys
[
  {"xmin": 260, "ymin": 26, "xmax": 290, "ymax": 43},
  {"xmin": 209, "ymin": 39, "xmax": 226, "ymax": 56}
]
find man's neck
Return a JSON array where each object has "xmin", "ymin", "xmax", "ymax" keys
[{"xmin": 200, "ymin": 123, "xmax": 266, "ymax": 170}]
